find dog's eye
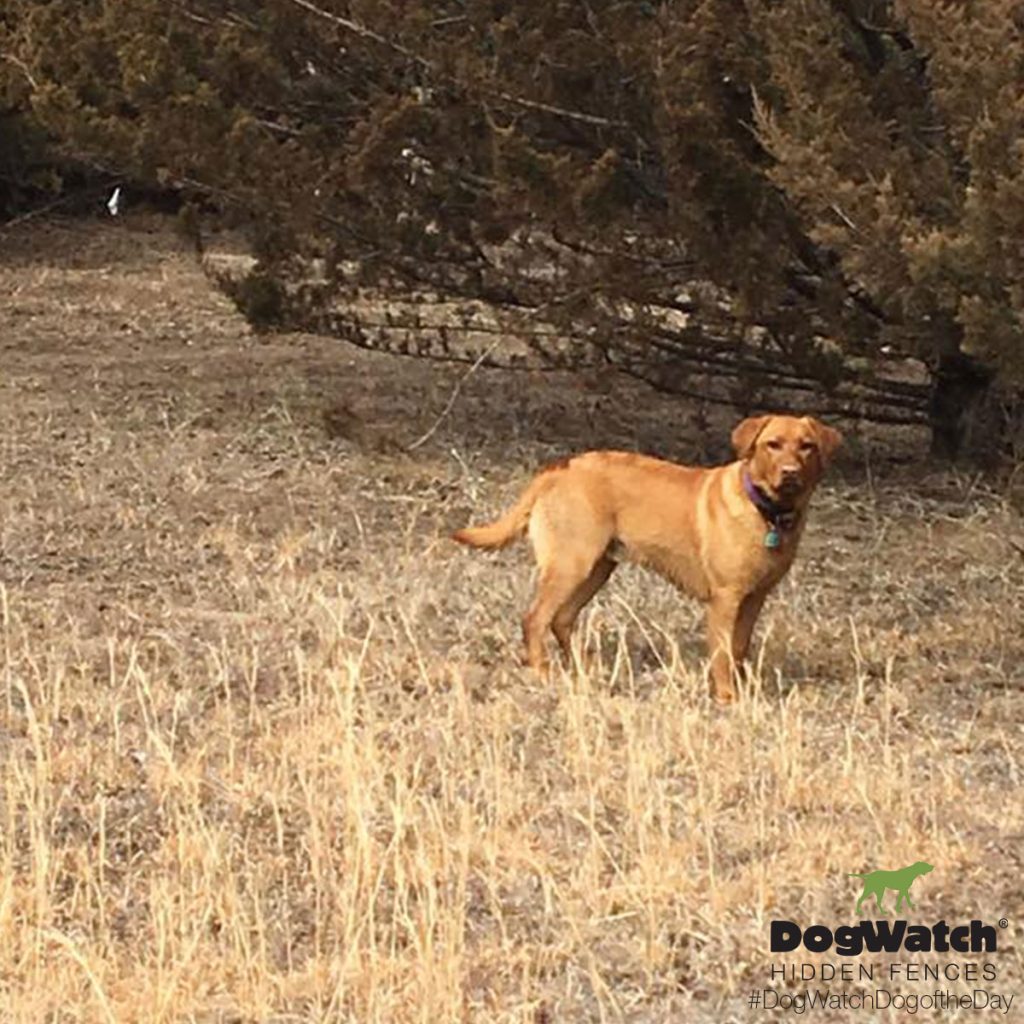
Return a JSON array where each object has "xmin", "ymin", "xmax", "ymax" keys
[
  {"xmin": 799, "ymin": 441, "xmax": 818, "ymax": 453},
  {"xmin": 765, "ymin": 439, "xmax": 783, "ymax": 451}
]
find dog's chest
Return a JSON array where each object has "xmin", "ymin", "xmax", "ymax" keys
[{"xmin": 707, "ymin": 519, "xmax": 804, "ymax": 594}]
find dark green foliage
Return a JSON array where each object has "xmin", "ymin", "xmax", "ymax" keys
[
  {"xmin": 0, "ymin": 110, "xmax": 55, "ymax": 215},
  {"xmin": 3, "ymin": 0, "xmax": 1022, "ymax": 457},
  {"xmin": 229, "ymin": 270, "xmax": 286, "ymax": 331}
]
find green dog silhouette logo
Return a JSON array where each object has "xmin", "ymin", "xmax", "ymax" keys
[{"xmin": 848, "ymin": 861, "xmax": 933, "ymax": 914}]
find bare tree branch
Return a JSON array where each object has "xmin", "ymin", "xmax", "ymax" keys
[
  {"xmin": 281, "ymin": 0, "xmax": 627, "ymax": 129},
  {"xmin": 1, "ymin": 52, "xmax": 39, "ymax": 90}
]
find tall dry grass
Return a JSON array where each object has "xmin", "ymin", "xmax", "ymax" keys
[
  {"xmin": 2, "ymin": 486, "xmax": 1021, "ymax": 1022},
  {"xmin": 1, "ymin": 216, "xmax": 1022, "ymax": 1022}
]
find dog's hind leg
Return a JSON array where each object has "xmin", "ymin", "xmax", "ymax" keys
[
  {"xmin": 522, "ymin": 492, "xmax": 612, "ymax": 673},
  {"xmin": 551, "ymin": 556, "xmax": 616, "ymax": 664},
  {"xmin": 523, "ymin": 562, "xmax": 597, "ymax": 672}
]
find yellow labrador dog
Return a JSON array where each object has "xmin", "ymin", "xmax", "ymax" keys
[{"xmin": 452, "ymin": 415, "xmax": 841, "ymax": 701}]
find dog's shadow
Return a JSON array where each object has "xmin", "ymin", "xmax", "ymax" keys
[
  {"xmin": 567, "ymin": 614, "xmax": 706, "ymax": 699},
  {"xmin": 565, "ymin": 609, "xmax": 845, "ymax": 703},
  {"xmin": 746, "ymin": 634, "xmax": 845, "ymax": 700}
]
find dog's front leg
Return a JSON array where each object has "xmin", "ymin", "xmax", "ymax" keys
[
  {"xmin": 734, "ymin": 589, "xmax": 768, "ymax": 668},
  {"xmin": 705, "ymin": 590, "xmax": 743, "ymax": 703}
]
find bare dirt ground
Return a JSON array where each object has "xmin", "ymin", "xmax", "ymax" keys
[{"xmin": 1, "ymin": 214, "xmax": 1023, "ymax": 1022}]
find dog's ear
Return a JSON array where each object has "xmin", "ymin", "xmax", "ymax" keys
[
  {"xmin": 731, "ymin": 415, "xmax": 771, "ymax": 459},
  {"xmin": 810, "ymin": 419, "xmax": 843, "ymax": 464}
]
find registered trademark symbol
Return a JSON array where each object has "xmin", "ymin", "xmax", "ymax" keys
[{"xmin": 998, "ymin": 918, "xmax": 1008, "ymax": 929}]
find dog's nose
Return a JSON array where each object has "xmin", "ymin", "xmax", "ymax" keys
[{"xmin": 780, "ymin": 466, "xmax": 800, "ymax": 481}]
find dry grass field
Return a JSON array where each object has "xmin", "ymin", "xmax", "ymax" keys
[{"xmin": 1, "ymin": 215, "xmax": 1023, "ymax": 1022}]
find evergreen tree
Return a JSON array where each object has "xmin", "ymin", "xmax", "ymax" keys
[{"xmin": 2, "ymin": 0, "xmax": 1021, "ymax": 458}]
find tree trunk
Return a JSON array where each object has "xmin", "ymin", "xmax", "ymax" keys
[{"xmin": 928, "ymin": 350, "xmax": 1005, "ymax": 463}]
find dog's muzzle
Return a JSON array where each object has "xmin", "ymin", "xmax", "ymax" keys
[{"xmin": 776, "ymin": 473, "xmax": 803, "ymax": 498}]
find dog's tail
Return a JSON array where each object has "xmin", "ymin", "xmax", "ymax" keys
[
  {"xmin": 846, "ymin": 873, "xmax": 866, "ymax": 877},
  {"xmin": 451, "ymin": 470, "xmax": 554, "ymax": 550}
]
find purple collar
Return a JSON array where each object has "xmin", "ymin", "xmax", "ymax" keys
[{"xmin": 742, "ymin": 469, "xmax": 799, "ymax": 531}]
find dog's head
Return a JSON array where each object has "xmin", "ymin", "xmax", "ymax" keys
[{"xmin": 732, "ymin": 414, "xmax": 843, "ymax": 505}]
